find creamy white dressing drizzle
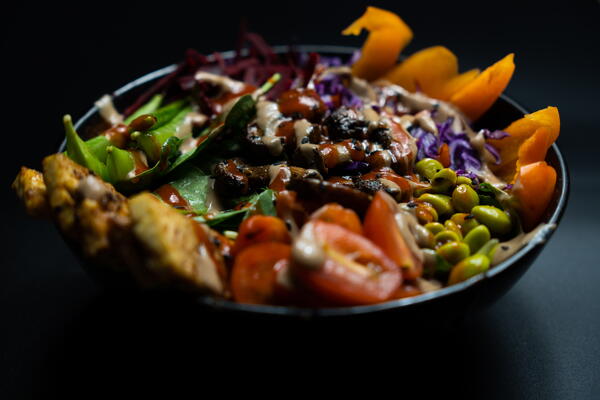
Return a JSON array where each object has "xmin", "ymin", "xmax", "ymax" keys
[
  {"xmin": 293, "ymin": 119, "xmax": 312, "ymax": 147},
  {"xmin": 192, "ymin": 226, "xmax": 223, "ymax": 293},
  {"xmin": 194, "ymin": 71, "xmax": 246, "ymax": 94},
  {"xmin": 492, "ymin": 223, "xmax": 556, "ymax": 265},
  {"xmin": 268, "ymin": 164, "xmax": 291, "ymax": 185},
  {"xmin": 77, "ymin": 175, "xmax": 108, "ymax": 201},
  {"xmin": 177, "ymin": 112, "xmax": 207, "ymax": 139},
  {"xmin": 95, "ymin": 95, "xmax": 123, "ymax": 125},
  {"xmin": 416, "ymin": 277, "xmax": 442, "ymax": 293},
  {"xmin": 291, "ymin": 222, "xmax": 326, "ymax": 270},
  {"xmin": 205, "ymin": 178, "xmax": 222, "ymax": 214}
]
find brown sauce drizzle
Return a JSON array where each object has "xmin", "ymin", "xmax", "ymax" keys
[
  {"xmin": 155, "ymin": 184, "xmax": 189, "ymax": 210},
  {"xmin": 278, "ymin": 89, "xmax": 327, "ymax": 122}
]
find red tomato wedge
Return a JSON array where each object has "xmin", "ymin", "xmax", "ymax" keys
[
  {"xmin": 363, "ymin": 191, "xmax": 423, "ymax": 280},
  {"xmin": 291, "ymin": 221, "xmax": 402, "ymax": 306},
  {"xmin": 231, "ymin": 242, "xmax": 292, "ymax": 305},
  {"xmin": 232, "ymin": 215, "xmax": 291, "ymax": 256},
  {"xmin": 309, "ymin": 203, "xmax": 363, "ymax": 235}
]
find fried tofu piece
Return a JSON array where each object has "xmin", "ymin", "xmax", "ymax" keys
[
  {"xmin": 12, "ymin": 167, "xmax": 50, "ymax": 218},
  {"xmin": 42, "ymin": 153, "xmax": 131, "ymax": 257},
  {"xmin": 129, "ymin": 193, "xmax": 226, "ymax": 295}
]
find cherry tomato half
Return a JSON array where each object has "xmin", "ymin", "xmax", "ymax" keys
[
  {"xmin": 231, "ymin": 242, "xmax": 292, "ymax": 305},
  {"xmin": 232, "ymin": 215, "xmax": 291, "ymax": 256},
  {"xmin": 363, "ymin": 191, "xmax": 423, "ymax": 280},
  {"xmin": 291, "ymin": 221, "xmax": 402, "ymax": 306},
  {"xmin": 309, "ymin": 203, "xmax": 363, "ymax": 235}
]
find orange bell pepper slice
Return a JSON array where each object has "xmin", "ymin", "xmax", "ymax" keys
[
  {"xmin": 383, "ymin": 46, "xmax": 480, "ymax": 100},
  {"xmin": 450, "ymin": 53, "xmax": 515, "ymax": 121},
  {"xmin": 488, "ymin": 106, "xmax": 560, "ymax": 182},
  {"xmin": 342, "ymin": 6, "xmax": 413, "ymax": 81},
  {"xmin": 512, "ymin": 162, "xmax": 557, "ymax": 231}
]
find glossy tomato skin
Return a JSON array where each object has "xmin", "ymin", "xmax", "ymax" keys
[
  {"xmin": 290, "ymin": 221, "xmax": 402, "ymax": 306},
  {"xmin": 309, "ymin": 203, "xmax": 363, "ymax": 235},
  {"xmin": 231, "ymin": 242, "xmax": 292, "ymax": 305},
  {"xmin": 363, "ymin": 191, "xmax": 423, "ymax": 280},
  {"xmin": 232, "ymin": 215, "xmax": 291, "ymax": 256}
]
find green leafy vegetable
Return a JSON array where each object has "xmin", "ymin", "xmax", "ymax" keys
[
  {"xmin": 167, "ymin": 166, "xmax": 212, "ymax": 214},
  {"xmin": 476, "ymin": 182, "xmax": 504, "ymax": 210},
  {"xmin": 124, "ymin": 94, "xmax": 163, "ymax": 125},
  {"xmin": 224, "ymin": 94, "xmax": 256, "ymax": 133},
  {"xmin": 135, "ymin": 104, "xmax": 192, "ymax": 162},
  {"xmin": 115, "ymin": 136, "xmax": 181, "ymax": 193},
  {"xmin": 195, "ymin": 189, "xmax": 276, "ymax": 231},
  {"xmin": 64, "ymin": 114, "xmax": 109, "ymax": 180}
]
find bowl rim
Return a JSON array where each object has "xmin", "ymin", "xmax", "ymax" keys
[{"xmin": 67, "ymin": 44, "xmax": 570, "ymax": 318}]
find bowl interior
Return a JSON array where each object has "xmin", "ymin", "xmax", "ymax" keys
[{"xmin": 66, "ymin": 45, "xmax": 569, "ymax": 318}]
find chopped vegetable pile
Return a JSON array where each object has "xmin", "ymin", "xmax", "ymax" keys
[{"xmin": 12, "ymin": 6, "xmax": 561, "ymax": 307}]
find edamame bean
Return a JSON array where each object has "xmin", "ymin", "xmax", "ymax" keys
[
  {"xmin": 431, "ymin": 168, "xmax": 457, "ymax": 193},
  {"xmin": 448, "ymin": 254, "xmax": 490, "ymax": 285},
  {"xmin": 418, "ymin": 193, "xmax": 453, "ymax": 217},
  {"xmin": 476, "ymin": 238, "xmax": 500, "ymax": 261},
  {"xmin": 471, "ymin": 205, "xmax": 512, "ymax": 236},
  {"xmin": 436, "ymin": 241, "xmax": 470, "ymax": 265},
  {"xmin": 456, "ymin": 176, "xmax": 473, "ymax": 185},
  {"xmin": 425, "ymin": 222, "xmax": 445, "ymax": 235},
  {"xmin": 434, "ymin": 230, "xmax": 461, "ymax": 246},
  {"xmin": 452, "ymin": 184, "xmax": 479, "ymax": 213},
  {"xmin": 463, "ymin": 224, "xmax": 491, "ymax": 253},
  {"xmin": 414, "ymin": 224, "xmax": 435, "ymax": 249},
  {"xmin": 415, "ymin": 202, "xmax": 438, "ymax": 224},
  {"xmin": 415, "ymin": 158, "xmax": 443, "ymax": 180},
  {"xmin": 450, "ymin": 213, "xmax": 480, "ymax": 235},
  {"xmin": 444, "ymin": 220, "xmax": 463, "ymax": 239}
]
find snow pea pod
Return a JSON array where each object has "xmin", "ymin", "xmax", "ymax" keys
[
  {"xmin": 106, "ymin": 146, "xmax": 135, "ymax": 183},
  {"xmin": 63, "ymin": 114, "xmax": 108, "ymax": 180},
  {"xmin": 134, "ymin": 104, "xmax": 192, "ymax": 162},
  {"xmin": 124, "ymin": 94, "xmax": 163, "ymax": 125}
]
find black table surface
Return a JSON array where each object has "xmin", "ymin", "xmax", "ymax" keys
[{"xmin": 2, "ymin": 2, "xmax": 599, "ymax": 397}]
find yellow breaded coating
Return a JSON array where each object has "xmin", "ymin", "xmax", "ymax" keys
[
  {"xmin": 129, "ymin": 193, "xmax": 225, "ymax": 294},
  {"xmin": 12, "ymin": 167, "xmax": 50, "ymax": 218}
]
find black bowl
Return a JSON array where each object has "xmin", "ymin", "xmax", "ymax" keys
[{"xmin": 63, "ymin": 45, "xmax": 569, "ymax": 321}]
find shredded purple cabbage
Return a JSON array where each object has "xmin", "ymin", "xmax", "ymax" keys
[
  {"xmin": 411, "ymin": 117, "xmax": 505, "ymax": 174},
  {"xmin": 314, "ymin": 73, "xmax": 363, "ymax": 109}
]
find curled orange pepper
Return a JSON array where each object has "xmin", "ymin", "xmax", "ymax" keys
[
  {"xmin": 488, "ymin": 106, "xmax": 560, "ymax": 182},
  {"xmin": 512, "ymin": 162, "xmax": 557, "ymax": 231},
  {"xmin": 342, "ymin": 6, "xmax": 413, "ymax": 81},
  {"xmin": 450, "ymin": 53, "xmax": 515, "ymax": 121},
  {"xmin": 384, "ymin": 46, "xmax": 480, "ymax": 101}
]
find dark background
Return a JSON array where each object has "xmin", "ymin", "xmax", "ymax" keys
[{"xmin": 2, "ymin": 1, "xmax": 599, "ymax": 398}]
